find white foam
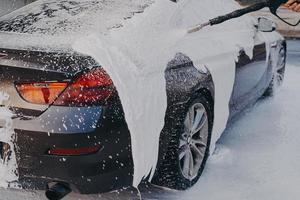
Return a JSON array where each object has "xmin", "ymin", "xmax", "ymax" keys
[
  {"xmin": 72, "ymin": 0, "xmax": 267, "ymax": 187},
  {"xmin": 0, "ymin": 92, "xmax": 18, "ymax": 188}
]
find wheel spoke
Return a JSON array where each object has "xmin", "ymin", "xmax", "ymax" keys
[
  {"xmin": 191, "ymin": 108, "xmax": 205, "ymax": 133},
  {"xmin": 184, "ymin": 108, "xmax": 194, "ymax": 132},
  {"xmin": 182, "ymin": 148, "xmax": 191, "ymax": 176},
  {"xmin": 179, "ymin": 145, "xmax": 188, "ymax": 160},
  {"xmin": 192, "ymin": 138, "xmax": 206, "ymax": 147},
  {"xmin": 190, "ymin": 143, "xmax": 204, "ymax": 161},
  {"xmin": 192, "ymin": 114, "xmax": 207, "ymax": 135},
  {"xmin": 179, "ymin": 139, "xmax": 186, "ymax": 148},
  {"xmin": 188, "ymin": 149, "xmax": 194, "ymax": 177}
]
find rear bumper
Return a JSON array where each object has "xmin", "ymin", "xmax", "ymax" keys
[{"xmin": 14, "ymin": 110, "xmax": 134, "ymax": 194}]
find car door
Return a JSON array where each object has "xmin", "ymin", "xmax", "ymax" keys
[
  {"xmin": 230, "ymin": 30, "xmax": 271, "ymax": 114},
  {"xmin": 169, "ymin": 0, "xmax": 265, "ymax": 130},
  {"xmin": 171, "ymin": 0, "xmax": 260, "ymax": 103}
]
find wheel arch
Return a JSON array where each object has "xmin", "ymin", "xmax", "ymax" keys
[
  {"xmin": 194, "ymin": 87, "xmax": 214, "ymax": 116},
  {"xmin": 154, "ymin": 53, "xmax": 216, "ymax": 181}
]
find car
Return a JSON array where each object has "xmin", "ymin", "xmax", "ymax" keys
[{"xmin": 0, "ymin": 0, "xmax": 286, "ymax": 199}]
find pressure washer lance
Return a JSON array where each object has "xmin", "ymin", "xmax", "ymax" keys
[{"xmin": 187, "ymin": 0, "xmax": 290, "ymax": 33}]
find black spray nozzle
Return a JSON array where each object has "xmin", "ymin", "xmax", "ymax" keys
[
  {"xmin": 209, "ymin": 1, "xmax": 268, "ymax": 26},
  {"xmin": 209, "ymin": 0, "xmax": 291, "ymax": 26},
  {"xmin": 187, "ymin": 0, "xmax": 295, "ymax": 34}
]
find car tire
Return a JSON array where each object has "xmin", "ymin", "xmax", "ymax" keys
[
  {"xmin": 264, "ymin": 45, "xmax": 286, "ymax": 96},
  {"xmin": 152, "ymin": 94, "xmax": 213, "ymax": 190}
]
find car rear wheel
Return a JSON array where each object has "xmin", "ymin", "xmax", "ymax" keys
[{"xmin": 153, "ymin": 94, "xmax": 213, "ymax": 190}]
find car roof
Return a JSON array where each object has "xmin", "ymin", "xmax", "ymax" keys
[{"xmin": 0, "ymin": 0, "xmax": 153, "ymax": 36}]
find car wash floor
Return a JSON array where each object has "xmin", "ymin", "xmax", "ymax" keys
[{"xmin": 0, "ymin": 39, "xmax": 300, "ymax": 200}]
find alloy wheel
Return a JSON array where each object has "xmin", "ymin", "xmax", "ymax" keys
[{"xmin": 179, "ymin": 102, "xmax": 209, "ymax": 181}]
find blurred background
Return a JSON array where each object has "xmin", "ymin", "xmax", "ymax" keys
[
  {"xmin": 240, "ymin": 0, "xmax": 300, "ymax": 38},
  {"xmin": 0, "ymin": 0, "xmax": 35, "ymax": 16}
]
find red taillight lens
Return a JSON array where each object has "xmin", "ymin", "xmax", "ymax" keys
[
  {"xmin": 48, "ymin": 145, "xmax": 101, "ymax": 156},
  {"xmin": 15, "ymin": 82, "xmax": 68, "ymax": 105},
  {"xmin": 54, "ymin": 68, "xmax": 114, "ymax": 106},
  {"xmin": 15, "ymin": 68, "xmax": 114, "ymax": 106}
]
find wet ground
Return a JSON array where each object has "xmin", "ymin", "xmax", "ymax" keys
[{"xmin": 0, "ymin": 39, "xmax": 299, "ymax": 200}]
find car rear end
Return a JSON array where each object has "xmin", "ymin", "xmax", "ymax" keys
[{"xmin": 0, "ymin": 48, "xmax": 133, "ymax": 194}]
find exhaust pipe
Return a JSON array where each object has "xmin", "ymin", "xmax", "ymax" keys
[{"xmin": 45, "ymin": 183, "xmax": 72, "ymax": 200}]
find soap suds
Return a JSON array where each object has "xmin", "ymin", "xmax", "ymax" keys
[
  {"xmin": 0, "ymin": 0, "xmax": 282, "ymax": 189},
  {"xmin": 73, "ymin": 0, "xmax": 273, "ymax": 187},
  {"xmin": 0, "ymin": 92, "xmax": 18, "ymax": 188}
]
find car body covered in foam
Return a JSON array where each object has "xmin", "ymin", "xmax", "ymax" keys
[{"xmin": 0, "ymin": 0, "xmax": 285, "ymax": 194}]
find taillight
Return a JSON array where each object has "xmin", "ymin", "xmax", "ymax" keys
[
  {"xmin": 15, "ymin": 82, "xmax": 68, "ymax": 105},
  {"xmin": 15, "ymin": 68, "xmax": 114, "ymax": 106},
  {"xmin": 54, "ymin": 68, "xmax": 114, "ymax": 106}
]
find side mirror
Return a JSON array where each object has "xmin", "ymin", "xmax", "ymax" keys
[
  {"xmin": 256, "ymin": 17, "xmax": 276, "ymax": 32},
  {"xmin": 268, "ymin": 0, "xmax": 300, "ymax": 26},
  {"xmin": 271, "ymin": 9, "xmax": 300, "ymax": 26}
]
